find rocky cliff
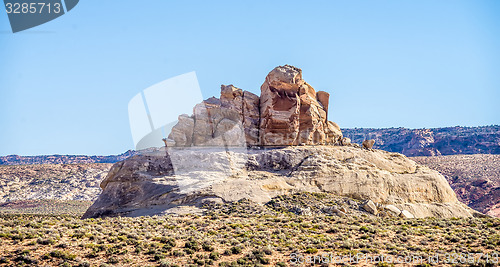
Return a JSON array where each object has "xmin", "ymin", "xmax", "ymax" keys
[
  {"xmin": 83, "ymin": 65, "xmax": 477, "ymax": 219},
  {"xmin": 342, "ymin": 126, "xmax": 500, "ymax": 156}
]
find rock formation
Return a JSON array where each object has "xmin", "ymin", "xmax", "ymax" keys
[
  {"xmin": 83, "ymin": 146, "xmax": 478, "ymax": 219},
  {"xmin": 259, "ymin": 65, "xmax": 340, "ymax": 145},
  {"xmin": 167, "ymin": 65, "xmax": 342, "ymax": 147},
  {"xmin": 82, "ymin": 65, "xmax": 481, "ymax": 219}
]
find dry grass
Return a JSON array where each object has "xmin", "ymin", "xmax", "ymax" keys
[
  {"xmin": 0, "ymin": 199, "xmax": 92, "ymax": 216},
  {"xmin": 0, "ymin": 195, "xmax": 498, "ymax": 266}
]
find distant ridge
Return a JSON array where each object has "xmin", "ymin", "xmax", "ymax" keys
[
  {"xmin": 342, "ymin": 125, "xmax": 500, "ymax": 157},
  {"xmin": 0, "ymin": 150, "xmax": 139, "ymax": 165},
  {"xmin": 1, "ymin": 126, "xmax": 498, "ymax": 165}
]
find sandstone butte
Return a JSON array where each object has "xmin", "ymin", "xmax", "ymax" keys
[{"xmin": 83, "ymin": 65, "xmax": 483, "ymax": 219}]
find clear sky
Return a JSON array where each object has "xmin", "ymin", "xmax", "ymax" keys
[{"xmin": 1, "ymin": 0, "xmax": 499, "ymax": 156}]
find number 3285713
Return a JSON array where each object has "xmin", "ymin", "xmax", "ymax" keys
[{"xmin": 5, "ymin": 2, "xmax": 62, "ymax": 14}]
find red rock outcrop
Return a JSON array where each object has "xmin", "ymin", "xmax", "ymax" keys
[{"xmin": 168, "ymin": 65, "xmax": 342, "ymax": 147}]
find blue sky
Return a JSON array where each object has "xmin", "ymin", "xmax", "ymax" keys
[{"xmin": 1, "ymin": 0, "xmax": 499, "ymax": 156}]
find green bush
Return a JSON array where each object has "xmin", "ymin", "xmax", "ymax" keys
[
  {"xmin": 50, "ymin": 250, "xmax": 76, "ymax": 260},
  {"xmin": 231, "ymin": 246, "xmax": 242, "ymax": 254},
  {"xmin": 209, "ymin": 251, "xmax": 220, "ymax": 260},
  {"xmin": 184, "ymin": 238, "xmax": 200, "ymax": 251},
  {"xmin": 305, "ymin": 247, "xmax": 318, "ymax": 254}
]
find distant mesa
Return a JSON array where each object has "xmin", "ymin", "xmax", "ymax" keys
[
  {"xmin": 0, "ymin": 150, "xmax": 139, "ymax": 166},
  {"xmin": 342, "ymin": 126, "xmax": 500, "ymax": 156}
]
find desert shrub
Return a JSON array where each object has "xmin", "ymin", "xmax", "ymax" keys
[
  {"xmin": 249, "ymin": 249, "xmax": 270, "ymax": 264},
  {"xmin": 262, "ymin": 247, "xmax": 272, "ymax": 255},
  {"xmin": 107, "ymin": 256, "xmax": 119, "ymax": 264},
  {"xmin": 14, "ymin": 254, "xmax": 36, "ymax": 264},
  {"xmin": 171, "ymin": 250, "xmax": 184, "ymax": 257},
  {"xmin": 305, "ymin": 247, "xmax": 318, "ymax": 254},
  {"xmin": 37, "ymin": 237, "xmax": 56, "ymax": 245},
  {"xmin": 184, "ymin": 238, "xmax": 200, "ymax": 251},
  {"xmin": 231, "ymin": 246, "xmax": 242, "ymax": 254},
  {"xmin": 202, "ymin": 241, "xmax": 214, "ymax": 251},
  {"xmin": 50, "ymin": 250, "xmax": 76, "ymax": 260},
  {"xmin": 209, "ymin": 251, "xmax": 220, "ymax": 260},
  {"xmin": 154, "ymin": 253, "xmax": 167, "ymax": 261},
  {"xmin": 56, "ymin": 243, "xmax": 68, "ymax": 248}
]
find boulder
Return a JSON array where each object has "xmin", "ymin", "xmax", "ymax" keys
[
  {"xmin": 220, "ymin": 84, "xmax": 243, "ymax": 115},
  {"xmin": 341, "ymin": 137, "xmax": 351, "ymax": 146},
  {"xmin": 363, "ymin": 139, "xmax": 375, "ymax": 149},
  {"xmin": 362, "ymin": 200, "xmax": 378, "ymax": 215},
  {"xmin": 326, "ymin": 121, "xmax": 343, "ymax": 144},
  {"xmin": 400, "ymin": 210, "xmax": 415, "ymax": 219},
  {"xmin": 385, "ymin": 205, "xmax": 401, "ymax": 216}
]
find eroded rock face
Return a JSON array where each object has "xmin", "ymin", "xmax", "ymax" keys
[
  {"xmin": 242, "ymin": 90, "xmax": 261, "ymax": 146},
  {"xmin": 168, "ymin": 94, "xmax": 246, "ymax": 147},
  {"xmin": 168, "ymin": 115, "xmax": 194, "ymax": 147},
  {"xmin": 259, "ymin": 65, "xmax": 302, "ymax": 145},
  {"xmin": 167, "ymin": 65, "xmax": 342, "ymax": 147},
  {"xmin": 83, "ymin": 146, "xmax": 478, "ymax": 219},
  {"xmin": 259, "ymin": 65, "xmax": 340, "ymax": 146}
]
